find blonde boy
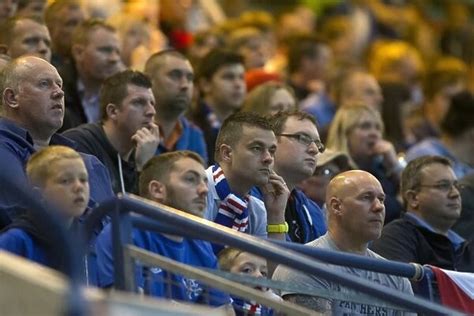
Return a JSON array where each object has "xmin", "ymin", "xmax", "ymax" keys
[{"xmin": 0, "ymin": 146, "xmax": 89, "ymax": 268}]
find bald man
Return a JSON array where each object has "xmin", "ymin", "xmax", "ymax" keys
[
  {"xmin": 273, "ymin": 170, "xmax": 414, "ymax": 315},
  {"xmin": 0, "ymin": 56, "xmax": 113, "ymax": 226}
]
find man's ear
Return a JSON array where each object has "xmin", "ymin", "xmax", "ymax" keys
[
  {"xmin": 105, "ymin": 103, "xmax": 119, "ymax": 120},
  {"xmin": 329, "ymin": 197, "xmax": 342, "ymax": 216},
  {"xmin": 148, "ymin": 180, "xmax": 166, "ymax": 202},
  {"xmin": 3, "ymin": 88, "xmax": 18, "ymax": 109},
  {"xmin": 405, "ymin": 190, "xmax": 419, "ymax": 210},
  {"xmin": 219, "ymin": 144, "xmax": 233, "ymax": 163}
]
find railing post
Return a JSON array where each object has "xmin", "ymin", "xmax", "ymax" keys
[{"xmin": 111, "ymin": 195, "xmax": 135, "ymax": 291}]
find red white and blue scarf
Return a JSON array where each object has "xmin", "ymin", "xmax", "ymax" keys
[{"xmin": 212, "ymin": 164, "xmax": 249, "ymax": 233}]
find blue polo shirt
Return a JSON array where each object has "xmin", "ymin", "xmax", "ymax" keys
[
  {"xmin": 96, "ymin": 224, "xmax": 231, "ymax": 306},
  {"xmin": 155, "ymin": 117, "xmax": 209, "ymax": 165}
]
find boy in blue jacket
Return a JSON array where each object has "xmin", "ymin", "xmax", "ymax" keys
[{"xmin": 0, "ymin": 145, "xmax": 89, "ymax": 271}]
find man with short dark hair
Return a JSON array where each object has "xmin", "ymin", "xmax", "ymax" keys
[
  {"xmin": 96, "ymin": 150, "xmax": 232, "ymax": 309},
  {"xmin": 63, "ymin": 70, "xmax": 159, "ymax": 194},
  {"xmin": 144, "ymin": 50, "xmax": 208, "ymax": 163},
  {"xmin": 371, "ymin": 155, "xmax": 474, "ymax": 272},
  {"xmin": 0, "ymin": 16, "xmax": 51, "ymax": 61},
  {"xmin": 286, "ymin": 34, "xmax": 332, "ymax": 102},
  {"xmin": 265, "ymin": 110, "xmax": 327, "ymax": 243},
  {"xmin": 59, "ymin": 19, "xmax": 123, "ymax": 131},
  {"xmin": 274, "ymin": 170, "xmax": 414, "ymax": 314},
  {"xmin": 205, "ymin": 112, "xmax": 289, "ymax": 245},
  {"xmin": 190, "ymin": 48, "xmax": 246, "ymax": 164},
  {"xmin": 0, "ymin": 56, "xmax": 113, "ymax": 223}
]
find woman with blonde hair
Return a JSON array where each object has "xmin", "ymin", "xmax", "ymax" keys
[
  {"xmin": 327, "ymin": 104, "xmax": 403, "ymax": 224},
  {"xmin": 241, "ymin": 81, "xmax": 296, "ymax": 115}
]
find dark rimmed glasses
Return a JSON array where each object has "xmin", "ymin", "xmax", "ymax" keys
[{"xmin": 278, "ymin": 133, "xmax": 325, "ymax": 153}]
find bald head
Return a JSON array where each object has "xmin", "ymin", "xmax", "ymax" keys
[
  {"xmin": 1, "ymin": 56, "xmax": 64, "ymax": 143},
  {"xmin": 326, "ymin": 170, "xmax": 380, "ymax": 202},
  {"xmin": 326, "ymin": 170, "xmax": 386, "ymax": 250}
]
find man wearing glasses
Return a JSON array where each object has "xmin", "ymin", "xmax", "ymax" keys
[
  {"xmin": 371, "ymin": 155, "xmax": 474, "ymax": 272},
  {"xmin": 261, "ymin": 110, "xmax": 328, "ymax": 244}
]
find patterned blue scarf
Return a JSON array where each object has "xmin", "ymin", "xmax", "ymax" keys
[{"xmin": 212, "ymin": 164, "xmax": 249, "ymax": 233}]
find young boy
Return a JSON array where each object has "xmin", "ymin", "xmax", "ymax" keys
[
  {"xmin": 0, "ymin": 145, "xmax": 89, "ymax": 269},
  {"xmin": 218, "ymin": 248, "xmax": 282, "ymax": 315}
]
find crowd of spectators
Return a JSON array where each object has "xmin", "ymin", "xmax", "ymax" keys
[{"xmin": 1, "ymin": 0, "xmax": 474, "ymax": 314}]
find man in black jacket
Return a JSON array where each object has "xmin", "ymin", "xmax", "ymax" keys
[
  {"xmin": 63, "ymin": 70, "xmax": 159, "ymax": 194},
  {"xmin": 370, "ymin": 155, "xmax": 473, "ymax": 272}
]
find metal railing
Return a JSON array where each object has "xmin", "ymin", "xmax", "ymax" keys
[{"xmin": 81, "ymin": 194, "xmax": 462, "ymax": 315}]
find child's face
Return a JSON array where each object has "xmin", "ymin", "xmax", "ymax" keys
[
  {"xmin": 230, "ymin": 252, "xmax": 268, "ymax": 279},
  {"xmin": 42, "ymin": 158, "xmax": 89, "ymax": 219}
]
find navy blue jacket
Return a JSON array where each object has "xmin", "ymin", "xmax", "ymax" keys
[
  {"xmin": 0, "ymin": 118, "xmax": 114, "ymax": 222},
  {"xmin": 251, "ymin": 188, "xmax": 327, "ymax": 244}
]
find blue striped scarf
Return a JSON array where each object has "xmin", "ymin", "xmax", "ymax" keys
[{"xmin": 212, "ymin": 164, "xmax": 249, "ymax": 233}]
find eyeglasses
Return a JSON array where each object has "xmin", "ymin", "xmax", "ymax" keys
[
  {"xmin": 419, "ymin": 181, "xmax": 465, "ymax": 193},
  {"xmin": 278, "ymin": 133, "xmax": 325, "ymax": 153}
]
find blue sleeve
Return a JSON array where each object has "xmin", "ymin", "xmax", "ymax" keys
[
  {"xmin": 177, "ymin": 122, "xmax": 209, "ymax": 166},
  {"xmin": 81, "ymin": 153, "xmax": 114, "ymax": 206},
  {"xmin": 0, "ymin": 144, "xmax": 30, "ymax": 213},
  {"xmin": 95, "ymin": 224, "xmax": 115, "ymax": 288},
  {"xmin": 306, "ymin": 199, "xmax": 327, "ymax": 237},
  {"xmin": 0, "ymin": 228, "xmax": 33, "ymax": 259}
]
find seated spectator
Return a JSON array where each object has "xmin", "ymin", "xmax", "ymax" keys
[
  {"xmin": 0, "ymin": 0, "xmax": 17, "ymax": 22},
  {"xmin": 63, "ymin": 70, "xmax": 159, "ymax": 194},
  {"xmin": 406, "ymin": 91, "xmax": 474, "ymax": 178},
  {"xmin": 0, "ymin": 146, "xmax": 89, "ymax": 271},
  {"xmin": 273, "ymin": 170, "xmax": 414, "ymax": 314},
  {"xmin": 59, "ymin": 19, "xmax": 123, "ymax": 131},
  {"xmin": 307, "ymin": 69, "xmax": 383, "ymax": 141},
  {"xmin": 0, "ymin": 16, "xmax": 51, "ymax": 61},
  {"xmin": 218, "ymin": 248, "xmax": 282, "ymax": 315},
  {"xmin": 368, "ymin": 40, "xmax": 424, "ymax": 107},
  {"xmin": 0, "ymin": 56, "xmax": 113, "ymax": 224},
  {"xmin": 267, "ymin": 110, "xmax": 327, "ymax": 244},
  {"xmin": 205, "ymin": 112, "xmax": 289, "ymax": 243},
  {"xmin": 241, "ymin": 82, "xmax": 296, "ymax": 115},
  {"xmin": 286, "ymin": 33, "xmax": 332, "ymax": 103},
  {"xmin": 327, "ymin": 104, "xmax": 403, "ymax": 224},
  {"xmin": 371, "ymin": 156, "xmax": 474, "ymax": 272},
  {"xmin": 16, "ymin": 0, "xmax": 47, "ymax": 18},
  {"xmin": 144, "ymin": 50, "xmax": 208, "ymax": 163},
  {"xmin": 190, "ymin": 48, "xmax": 246, "ymax": 164},
  {"xmin": 407, "ymin": 56, "xmax": 467, "ymax": 143},
  {"xmin": 44, "ymin": 0, "xmax": 85, "ymax": 68},
  {"xmin": 452, "ymin": 173, "xmax": 474, "ymax": 242},
  {"xmin": 95, "ymin": 151, "xmax": 231, "ymax": 307},
  {"xmin": 298, "ymin": 149, "xmax": 353, "ymax": 208},
  {"xmin": 228, "ymin": 26, "xmax": 267, "ymax": 70}
]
